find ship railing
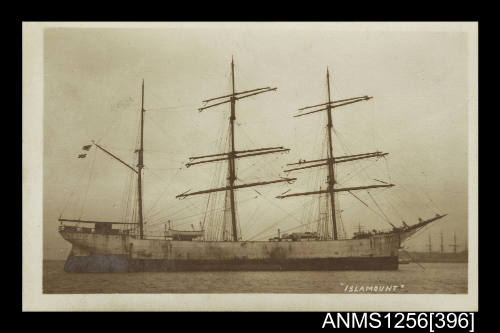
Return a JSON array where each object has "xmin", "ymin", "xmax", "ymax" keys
[{"xmin": 58, "ymin": 225, "xmax": 132, "ymax": 235}]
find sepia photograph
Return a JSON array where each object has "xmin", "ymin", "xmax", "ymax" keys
[{"xmin": 23, "ymin": 22, "xmax": 478, "ymax": 311}]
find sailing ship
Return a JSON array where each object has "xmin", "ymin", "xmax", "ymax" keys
[
  {"xmin": 58, "ymin": 58, "xmax": 447, "ymax": 272},
  {"xmin": 398, "ymin": 231, "xmax": 467, "ymax": 263}
]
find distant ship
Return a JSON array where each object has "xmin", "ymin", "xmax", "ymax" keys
[
  {"xmin": 399, "ymin": 232, "xmax": 467, "ymax": 263},
  {"xmin": 58, "ymin": 58, "xmax": 447, "ymax": 272}
]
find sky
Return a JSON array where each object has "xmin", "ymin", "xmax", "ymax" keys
[{"xmin": 43, "ymin": 24, "xmax": 473, "ymax": 259}]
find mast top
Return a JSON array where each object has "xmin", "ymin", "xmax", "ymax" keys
[{"xmin": 177, "ymin": 58, "xmax": 291, "ymax": 241}]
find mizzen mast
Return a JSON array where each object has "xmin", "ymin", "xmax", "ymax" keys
[
  {"xmin": 277, "ymin": 68, "xmax": 393, "ymax": 240},
  {"xmin": 177, "ymin": 58, "xmax": 295, "ymax": 241},
  {"xmin": 85, "ymin": 81, "xmax": 146, "ymax": 238},
  {"xmin": 137, "ymin": 79, "xmax": 145, "ymax": 239}
]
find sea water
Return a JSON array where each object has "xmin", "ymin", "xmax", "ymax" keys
[{"xmin": 43, "ymin": 260, "xmax": 467, "ymax": 294}]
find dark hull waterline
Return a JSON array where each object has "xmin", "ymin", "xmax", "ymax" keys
[{"xmin": 64, "ymin": 254, "xmax": 399, "ymax": 273}]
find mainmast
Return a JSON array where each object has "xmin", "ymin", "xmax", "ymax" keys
[
  {"xmin": 228, "ymin": 58, "xmax": 238, "ymax": 241},
  {"xmin": 177, "ymin": 58, "xmax": 296, "ymax": 241},
  {"xmin": 277, "ymin": 68, "xmax": 393, "ymax": 240},
  {"xmin": 137, "ymin": 79, "xmax": 145, "ymax": 239},
  {"xmin": 325, "ymin": 68, "xmax": 338, "ymax": 240}
]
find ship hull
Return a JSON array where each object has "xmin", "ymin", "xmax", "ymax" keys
[
  {"xmin": 64, "ymin": 254, "xmax": 398, "ymax": 272},
  {"xmin": 59, "ymin": 229, "xmax": 404, "ymax": 273}
]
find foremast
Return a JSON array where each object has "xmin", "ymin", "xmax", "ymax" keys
[
  {"xmin": 277, "ymin": 69, "xmax": 393, "ymax": 240},
  {"xmin": 176, "ymin": 58, "xmax": 296, "ymax": 241},
  {"xmin": 325, "ymin": 69, "xmax": 337, "ymax": 239}
]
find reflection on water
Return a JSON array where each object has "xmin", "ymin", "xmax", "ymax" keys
[{"xmin": 43, "ymin": 260, "xmax": 467, "ymax": 294}]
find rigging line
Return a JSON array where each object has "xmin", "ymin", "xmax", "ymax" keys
[
  {"xmin": 121, "ymin": 166, "xmax": 134, "ymax": 222},
  {"xmin": 331, "ymin": 123, "xmax": 353, "ymax": 156},
  {"xmin": 254, "ymin": 218, "xmax": 322, "ymax": 240},
  {"xmin": 78, "ymin": 148, "xmax": 98, "ymax": 219},
  {"xmin": 398, "ymin": 178, "xmax": 437, "ymax": 212},
  {"xmin": 347, "ymin": 191, "xmax": 394, "ymax": 229},
  {"xmin": 176, "ymin": 191, "xmax": 231, "ymax": 217},
  {"xmin": 339, "ymin": 159, "xmax": 379, "ymax": 184},
  {"xmin": 128, "ymin": 169, "xmax": 138, "ymax": 224},
  {"xmin": 97, "ymin": 146, "xmax": 135, "ymax": 153},
  {"xmin": 370, "ymin": 100, "xmax": 377, "ymax": 151},
  {"xmin": 236, "ymin": 204, "xmax": 243, "ymax": 241},
  {"xmin": 238, "ymin": 153, "xmax": 283, "ymax": 174},
  {"xmin": 396, "ymin": 190, "xmax": 422, "ymax": 218},
  {"xmin": 95, "ymin": 111, "xmax": 126, "ymax": 145},
  {"xmin": 400, "ymin": 249, "xmax": 426, "ymax": 270},
  {"xmin": 122, "ymin": 147, "xmax": 137, "ymax": 222},
  {"xmin": 367, "ymin": 191, "xmax": 395, "ymax": 226},
  {"xmin": 163, "ymin": 200, "xmax": 205, "ymax": 220},
  {"xmin": 146, "ymin": 104, "xmax": 199, "ymax": 111},
  {"xmin": 144, "ymin": 166, "xmax": 181, "ymax": 188},
  {"xmin": 402, "ymin": 221, "xmax": 434, "ymax": 244},
  {"xmin": 423, "ymin": 192, "xmax": 442, "ymax": 214},
  {"xmin": 247, "ymin": 199, "xmax": 315, "ymax": 241},
  {"xmin": 417, "ymin": 173, "xmax": 443, "ymax": 213},
  {"xmin": 143, "ymin": 150, "xmax": 187, "ymax": 155},
  {"xmin": 146, "ymin": 111, "xmax": 179, "ymax": 145},
  {"xmin": 144, "ymin": 167, "xmax": 183, "ymax": 216},
  {"xmin": 259, "ymin": 186, "xmax": 305, "ymax": 225},
  {"xmin": 338, "ymin": 206, "xmax": 346, "ymax": 239},
  {"xmin": 384, "ymin": 159, "xmax": 440, "ymax": 212},
  {"xmin": 60, "ymin": 149, "xmax": 97, "ymax": 217},
  {"xmin": 146, "ymin": 167, "xmax": 184, "ymax": 171},
  {"xmin": 237, "ymin": 126, "xmax": 284, "ymax": 176},
  {"xmin": 384, "ymin": 157, "xmax": 392, "ymax": 183},
  {"xmin": 381, "ymin": 194, "xmax": 405, "ymax": 222},
  {"xmin": 242, "ymin": 199, "xmax": 265, "ymax": 237},
  {"xmin": 98, "ymin": 95, "xmax": 141, "ymax": 146},
  {"xmin": 202, "ymin": 114, "xmax": 230, "ymax": 239},
  {"xmin": 146, "ymin": 154, "xmax": 187, "ymax": 164},
  {"xmin": 201, "ymin": 189, "xmax": 213, "ymax": 232},
  {"xmin": 148, "ymin": 197, "xmax": 256, "ymax": 226},
  {"xmin": 394, "ymin": 181, "xmax": 430, "ymax": 217}
]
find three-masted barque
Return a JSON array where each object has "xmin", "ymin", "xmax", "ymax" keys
[{"xmin": 58, "ymin": 59, "xmax": 447, "ymax": 272}]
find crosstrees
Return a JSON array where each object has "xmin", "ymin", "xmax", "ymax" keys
[
  {"xmin": 277, "ymin": 68, "xmax": 384, "ymax": 241},
  {"xmin": 177, "ymin": 178, "xmax": 297, "ymax": 198},
  {"xmin": 294, "ymin": 96, "xmax": 373, "ymax": 118},
  {"xmin": 276, "ymin": 184, "xmax": 395, "ymax": 199},
  {"xmin": 286, "ymin": 151, "xmax": 387, "ymax": 166},
  {"xmin": 298, "ymin": 96, "xmax": 372, "ymax": 111},
  {"xmin": 198, "ymin": 87, "xmax": 278, "ymax": 112},
  {"xmin": 189, "ymin": 146, "xmax": 286, "ymax": 160},
  {"xmin": 177, "ymin": 58, "xmax": 292, "ymax": 242},
  {"xmin": 186, "ymin": 148, "xmax": 290, "ymax": 167},
  {"xmin": 202, "ymin": 87, "xmax": 271, "ymax": 103},
  {"xmin": 283, "ymin": 152, "xmax": 389, "ymax": 172}
]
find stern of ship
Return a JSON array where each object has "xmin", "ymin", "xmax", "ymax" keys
[{"xmin": 59, "ymin": 223, "xmax": 131, "ymax": 273}]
